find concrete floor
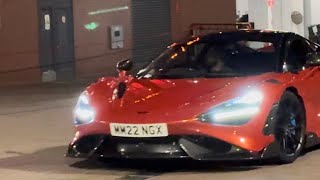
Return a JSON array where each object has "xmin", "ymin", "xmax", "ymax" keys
[{"xmin": 1, "ymin": 83, "xmax": 320, "ymax": 180}]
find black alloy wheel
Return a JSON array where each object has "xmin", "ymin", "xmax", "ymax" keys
[{"xmin": 274, "ymin": 91, "xmax": 306, "ymax": 164}]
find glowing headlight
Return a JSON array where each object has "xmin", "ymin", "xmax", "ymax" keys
[
  {"xmin": 74, "ymin": 92, "xmax": 95, "ymax": 125},
  {"xmin": 199, "ymin": 90, "xmax": 263, "ymax": 126}
]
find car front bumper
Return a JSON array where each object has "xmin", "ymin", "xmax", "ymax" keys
[{"xmin": 66, "ymin": 135, "xmax": 279, "ymax": 161}]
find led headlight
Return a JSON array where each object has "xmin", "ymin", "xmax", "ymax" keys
[
  {"xmin": 199, "ymin": 90, "xmax": 263, "ymax": 126},
  {"xmin": 74, "ymin": 92, "xmax": 95, "ymax": 125}
]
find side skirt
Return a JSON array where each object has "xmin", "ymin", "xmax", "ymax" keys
[{"xmin": 305, "ymin": 132, "xmax": 320, "ymax": 149}]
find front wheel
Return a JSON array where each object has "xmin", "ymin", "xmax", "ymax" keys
[{"xmin": 273, "ymin": 91, "xmax": 306, "ymax": 164}]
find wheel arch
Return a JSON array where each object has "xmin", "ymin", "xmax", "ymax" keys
[
  {"xmin": 263, "ymin": 86, "xmax": 306, "ymax": 136},
  {"xmin": 285, "ymin": 86, "xmax": 306, "ymax": 121},
  {"xmin": 262, "ymin": 87, "xmax": 308, "ymax": 162},
  {"xmin": 286, "ymin": 87, "xmax": 320, "ymax": 148}
]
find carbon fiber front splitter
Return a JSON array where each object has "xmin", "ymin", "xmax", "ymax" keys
[{"xmin": 66, "ymin": 135, "xmax": 279, "ymax": 161}]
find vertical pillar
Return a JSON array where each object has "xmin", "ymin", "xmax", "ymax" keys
[{"xmin": 267, "ymin": 2, "xmax": 273, "ymax": 29}]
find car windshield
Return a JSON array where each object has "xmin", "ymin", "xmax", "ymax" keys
[{"xmin": 136, "ymin": 34, "xmax": 279, "ymax": 79}]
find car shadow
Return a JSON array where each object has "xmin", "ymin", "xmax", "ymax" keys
[
  {"xmin": 3, "ymin": 144, "xmax": 320, "ymax": 177},
  {"xmin": 71, "ymin": 157, "xmax": 262, "ymax": 174},
  {"xmin": 71, "ymin": 158, "xmax": 262, "ymax": 179},
  {"xmin": 0, "ymin": 145, "xmax": 261, "ymax": 177},
  {"xmin": 301, "ymin": 144, "xmax": 320, "ymax": 156}
]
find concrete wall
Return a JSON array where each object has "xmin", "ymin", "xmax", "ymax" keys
[
  {"xmin": 236, "ymin": 0, "xmax": 249, "ymax": 17},
  {"xmin": 73, "ymin": 0, "xmax": 132, "ymax": 79},
  {"xmin": 304, "ymin": 0, "xmax": 320, "ymax": 38},
  {"xmin": 171, "ymin": 0, "xmax": 236, "ymax": 40},
  {"xmin": 305, "ymin": 0, "xmax": 320, "ymax": 26},
  {"xmin": 280, "ymin": 0, "xmax": 304, "ymax": 36},
  {"xmin": 0, "ymin": 0, "xmax": 40, "ymax": 85},
  {"xmin": 248, "ymin": 0, "xmax": 305, "ymax": 36},
  {"xmin": 248, "ymin": 0, "xmax": 268, "ymax": 29}
]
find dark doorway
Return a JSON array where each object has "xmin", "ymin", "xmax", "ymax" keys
[{"xmin": 38, "ymin": 0, "xmax": 75, "ymax": 81}]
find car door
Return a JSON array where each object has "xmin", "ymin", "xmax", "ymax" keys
[{"xmin": 284, "ymin": 35, "xmax": 320, "ymax": 135}]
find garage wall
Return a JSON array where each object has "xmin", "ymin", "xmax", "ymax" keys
[
  {"xmin": 305, "ymin": 0, "xmax": 320, "ymax": 26},
  {"xmin": 280, "ymin": 0, "xmax": 304, "ymax": 36},
  {"xmin": 171, "ymin": 0, "xmax": 237, "ymax": 40},
  {"xmin": 236, "ymin": 0, "xmax": 249, "ymax": 17},
  {"xmin": 0, "ymin": 0, "xmax": 40, "ymax": 85},
  {"xmin": 131, "ymin": 0, "xmax": 172, "ymax": 67},
  {"xmin": 304, "ymin": 0, "xmax": 320, "ymax": 38},
  {"xmin": 0, "ymin": 0, "xmax": 237, "ymax": 84},
  {"xmin": 73, "ymin": 0, "xmax": 132, "ymax": 79},
  {"xmin": 248, "ymin": 0, "xmax": 268, "ymax": 30},
  {"xmin": 248, "ymin": 0, "xmax": 305, "ymax": 36}
]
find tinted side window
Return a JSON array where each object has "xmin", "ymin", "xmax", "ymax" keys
[{"xmin": 286, "ymin": 39, "xmax": 311, "ymax": 71}]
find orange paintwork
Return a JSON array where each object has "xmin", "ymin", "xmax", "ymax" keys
[{"xmin": 71, "ymin": 67, "xmax": 320, "ymax": 153}]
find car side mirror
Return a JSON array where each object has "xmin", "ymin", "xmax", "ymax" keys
[
  {"xmin": 306, "ymin": 53, "xmax": 320, "ymax": 67},
  {"xmin": 117, "ymin": 59, "xmax": 133, "ymax": 72}
]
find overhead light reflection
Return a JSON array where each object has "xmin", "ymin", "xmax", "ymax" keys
[
  {"xmin": 167, "ymin": 43, "xmax": 177, "ymax": 48},
  {"xmin": 171, "ymin": 53, "xmax": 178, "ymax": 59},
  {"xmin": 187, "ymin": 37, "xmax": 200, "ymax": 46},
  {"xmin": 88, "ymin": 6, "xmax": 129, "ymax": 16}
]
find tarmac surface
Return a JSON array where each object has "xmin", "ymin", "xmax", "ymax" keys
[{"xmin": 1, "ymin": 83, "xmax": 320, "ymax": 180}]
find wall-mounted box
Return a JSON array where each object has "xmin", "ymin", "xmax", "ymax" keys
[{"xmin": 110, "ymin": 25, "xmax": 124, "ymax": 49}]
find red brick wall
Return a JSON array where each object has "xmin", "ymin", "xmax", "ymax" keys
[
  {"xmin": 0, "ymin": 0, "xmax": 40, "ymax": 85},
  {"xmin": 0, "ymin": 0, "xmax": 236, "ymax": 85},
  {"xmin": 171, "ymin": 0, "xmax": 237, "ymax": 40},
  {"xmin": 73, "ymin": 0, "xmax": 132, "ymax": 79}
]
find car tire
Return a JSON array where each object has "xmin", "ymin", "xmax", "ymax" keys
[{"xmin": 273, "ymin": 91, "xmax": 306, "ymax": 164}]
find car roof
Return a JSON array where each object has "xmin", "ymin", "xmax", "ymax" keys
[
  {"xmin": 200, "ymin": 29, "xmax": 291, "ymax": 39},
  {"xmin": 173, "ymin": 29, "xmax": 317, "ymax": 47},
  {"xmin": 231, "ymin": 29, "xmax": 291, "ymax": 35}
]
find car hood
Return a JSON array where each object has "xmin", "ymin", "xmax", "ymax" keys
[{"xmin": 93, "ymin": 73, "xmax": 284, "ymax": 123}]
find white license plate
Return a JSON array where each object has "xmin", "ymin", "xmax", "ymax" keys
[{"xmin": 110, "ymin": 123, "xmax": 168, "ymax": 138}]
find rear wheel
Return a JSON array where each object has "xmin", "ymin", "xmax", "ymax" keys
[{"xmin": 274, "ymin": 91, "xmax": 306, "ymax": 164}]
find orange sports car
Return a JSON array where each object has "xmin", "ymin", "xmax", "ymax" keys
[{"xmin": 67, "ymin": 30, "xmax": 320, "ymax": 164}]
